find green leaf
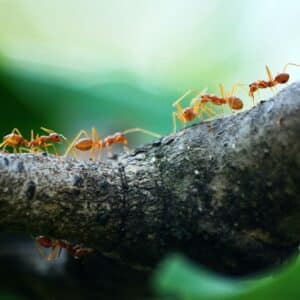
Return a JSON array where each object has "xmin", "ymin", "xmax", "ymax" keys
[{"xmin": 152, "ymin": 254, "xmax": 300, "ymax": 300}]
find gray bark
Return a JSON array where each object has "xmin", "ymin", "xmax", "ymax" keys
[{"xmin": 1, "ymin": 83, "xmax": 300, "ymax": 275}]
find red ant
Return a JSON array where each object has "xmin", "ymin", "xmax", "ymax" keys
[
  {"xmin": 21, "ymin": 127, "xmax": 66, "ymax": 155},
  {"xmin": 172, "ymin": 89, "xmax": 215, "ymax": 132},
  {"xmin": 172, "ymin": 84, "xmax": 244, "ymax": 132},
  {"xmin": 64, "ymin": 127, "xmax": 161, "ymax": 160},
  {"xmin": 0, "ymin": 128, "xmax": 29, "ymax": 153},
  {"xmin": 35, "ymin": 236, "xmax": 93, "ymax": 261},
  {"xmin": 199, "ymin": 83, "xmax": 244, "ymax": 113},
  {"xmin": 249, "ymin": 63, "xmax": 300, "ymax": 103}
]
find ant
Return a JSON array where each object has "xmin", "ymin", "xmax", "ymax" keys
[
  {"xmin": 0, "ymin": 128, "xmax": 29, "ymax": 153},
  {"xmin": 35, "ymin": 236, "xmax": 93, "ymax": 261},
  {"xmin": 172, "ymin": 89, "xmax": 215, "ymax": 132},
  {"xmin": 64, "ymin": 127, "xmax": 161, "ymax": 160},
  {"xmin": 198, "ymin": 83, "xmax": 244, "ymax": 113},
  {"xmin": 249, "ymin": 63, "xmax": 300, "ymax": 103},
  {"xmin": 22, "ymin": 127, "xmax": 66, "ymax": 155}
]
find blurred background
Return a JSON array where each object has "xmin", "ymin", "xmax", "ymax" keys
[{"xmin": 1, "ymin": 0, "xmax": 300, "ymax": 299}]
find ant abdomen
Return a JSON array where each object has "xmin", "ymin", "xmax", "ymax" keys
[
  {"xmin": 227, "ymin": 97, "xmax": 243, "ymax": 110},
  {"xmin": 75, "ymin": 138, "xmax": 93, "ymax": 151},
  {"xmin": 274, "ymin": 73, "xmax": 289, "ymax": 84}
]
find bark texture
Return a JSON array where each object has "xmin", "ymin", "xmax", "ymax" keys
[{"xmin": 1, "ymin": 83, "xmax": 300, "ymax": 275}]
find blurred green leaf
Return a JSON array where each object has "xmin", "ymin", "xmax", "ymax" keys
[
  {"xmin": 153, "ymin": 254, "xmax": 300, "ymax": 300},
  {"xmin": 0, "ymin": 291, "xmax": 22, "ymax": 300}
]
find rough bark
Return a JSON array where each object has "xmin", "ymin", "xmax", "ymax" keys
[{"xmin": 0, "ymin": 83, "xmax": 300, "ymax": 275}]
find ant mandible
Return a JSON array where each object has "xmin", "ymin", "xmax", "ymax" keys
[
  {"xmin": 0, "ymin": 128, "xmax": 29, "ymax": 153},
  {"xmin": 172, "ymin": 89, "xmax": 215, "ymax": 132},
  {"xmin": 64, "ymin": 127, "xmax": 161, "ymax": 160},
  {"xmin": 249, "ymin": 63, "xmax": 300, "ymax": 103},
  {"xmin": 35, "ymin": 236, "xmax": 93, "ymax": 261},
  {"xmin": 22, "ymin": 127, "xmax": 66, "ymax": 155}
]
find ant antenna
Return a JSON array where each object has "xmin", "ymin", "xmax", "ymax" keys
[
  {"xmin": 122, "ymin": 128, "xmax": 161, "ymax": 138},
  {"xmin": 172, "ymin": 89, "xmax": 195, "ymax": 107}
]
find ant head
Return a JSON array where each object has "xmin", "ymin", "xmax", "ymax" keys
[
  {"xmin": 49, "ymin": 133, "xmax": 66, "ymax": 143},
  {"xmin": 36, "ymin": 236, "xmax": 52, "ymax": 248},
  {"xmin": 115, "ymin": 133, "xmax": 127, "ymax": 144},
  {"xmin": 201, "ymin": 93, "xmax": 210, "ymax": 98},
  {"xmin": 274, "ymin": 73, "xmax": 289, "ymax": 84},
  {"xmin": 228, "ymin": 96, "xmax": 243, "ymax": 110}
]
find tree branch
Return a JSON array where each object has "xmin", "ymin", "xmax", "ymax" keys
[{"xmin": 1, "ymin": 83, "xmax": 300, "ymax": 275}]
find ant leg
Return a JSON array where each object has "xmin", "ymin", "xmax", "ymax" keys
[
  {"xmin": 64, "ymin": 130, "xmax": 91, "ymax": 157},
  {"xmin": 173, "ymin": 112, "xmax": 178, "ymax": 133},
  {"xmin": 220, "ymin": 104, "xmax": 224, "ymax": 118},
  {"xmin": 196, "ymin": 104, "xmax": 204, "ymax": 122},
  {"xmin": 35, "ymin": 241, "xmax": 50, "ymax": 261},
  {"xmin": 200, "ymin": 103, "xmax": 213, "ymax": 119},
  {"xmin": 98, "ymin": 148, "xmax": 103, "ymax": 161},
  {"xmin": 107, "ymin": 146, "xmax": 113, "ymax": 157},
  {"xmin": 1, "ymin": 144, "xmax": 8, "ymax": 153},
  {"xmin": 91, "ymin": 127, "xmax": 101, "ymax": 160},
  {"xmin": 11, "ymin": 128, "xmax": 22, "ymax": 136},
  {"xmin": 230, "ymin": 83, "xmax": 247, "ymax": 96},
  {"xmin": 72, "ymin": 149, "xmax": 79, "ymax": 160},
  {"xmin": 201, "ymin": 105, "xmax": 214, "ymax": 131},
  {"xmin": 251, "ymin": 96, "xmax": 255, "ymax": 107},
  {"xmin": 56, "ymin": 245, "xmax": 63, "ymax": 259},
  {"xmin": 52, "ymin": 144, "xmax": 58, "ymax": 156},
  {"xmin": 123, "ymin": 144, "xmax": 130, "ymax": 153},
  {"xmin": 45, "ymin": 144, "xmax": 60, "ymax": 158},
  {"xmin": 48, "ymin": 244, "xmax": 60, "ymax": 261},
  {"xmin": 31, "ymin": 146, "xmax": 42, "ymax": 154},
  {"xmin": 43, "ymin": 145, "xmax": 50, "ymax": 155},
  {"xmin": 0, "ymin": 141, "xmax": 6, "ymax": 149},
  {"xmin": 19, "ymin": 147, "xmax": 30, "ymax": 153},
  {"xmin": 172, "ymin": 112, "xmax": 186, "ymax": 133},
  {"xmin": 48, "ymin": 144, "xmax": 58, "ymax": 156},
  {"xmin": 89, "ymin": 147, "xmax": 96, "ymax": 161},
  {"xmin": 68, "ymin": 148, "xmax": 78, "ymax": 160}
]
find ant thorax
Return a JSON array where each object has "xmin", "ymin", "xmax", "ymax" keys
[
  {"xmin": 183, "ymin": 107, "xmax": 196, "ymax": 121},
  {"xmin": 103, "ymin": 133, "xmax": 127, "ymax": 146}
]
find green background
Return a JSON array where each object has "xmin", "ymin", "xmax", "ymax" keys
[{"xmin": 1, "ymin": 0, "xmax": 300, "ymax": 299}]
